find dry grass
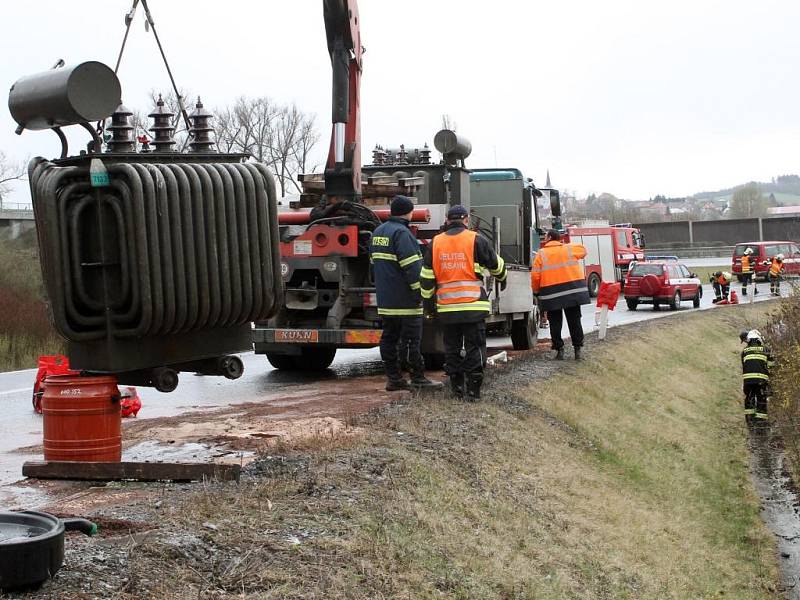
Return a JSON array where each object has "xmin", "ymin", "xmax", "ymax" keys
[
  {"xmin": 97, "ymin": 304, "xmax": 779, "ymax": 599},
  {"xmin": 0, "ymin": 231, "xmax": 63, "ymax": 370}
]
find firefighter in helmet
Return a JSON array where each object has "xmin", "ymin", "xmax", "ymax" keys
[
  {"xmin": 740, "ymin": 247, "xmax": 757, "ymax": 296},
  {"xmin": 710, "ymin": 271, "xmax": 732, "ymax": 303},
  {"xmin": 420, "ymin": 205, "xmax": 507, "ymax": 401},
  {"xmin": 764, "ymin": 253, "xmax": 785, "ymax": 296},
  {"xmin": 741, "ymin": 329, "xmax": 773, "ymax": 425}
]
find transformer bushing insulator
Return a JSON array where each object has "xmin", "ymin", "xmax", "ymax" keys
[
  {"xmin": 189, "ymin": 97, "xmax": 215, "ymax": 153},
  {"xmin": 398, "ymin": 144, "xmax": 408, "ymax": 165},
  {"xmin": 372, "ymin": 145, "xmax": 386, "ymax": 165},
  {"xmin": 420, "ymin": 143, "xmax": 431, "ymax": 165},
  {"xmin": 148, "ymin": 94, "xmax": 176, "ymax": 152},
  {"xmin": 106, "ymin": 103, "xmax": 136, "ymax": 153}
]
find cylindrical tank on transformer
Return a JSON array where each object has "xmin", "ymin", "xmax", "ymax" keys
[{"xmin": 8, "ymin": 62, "xmax": 121, "ymax": 131}]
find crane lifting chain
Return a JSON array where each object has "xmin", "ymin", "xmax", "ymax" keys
[{"xmin": 105, "ymin": 0, "xmax": 192, "ymax": 137}]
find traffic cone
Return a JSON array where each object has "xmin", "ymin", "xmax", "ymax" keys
[{"xmin": 730, "ymin": 290, "xmax": 739, "ymax": 304}]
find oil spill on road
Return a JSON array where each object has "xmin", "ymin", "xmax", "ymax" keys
[{"xmin": 750, "ymin": 426, "xmax": 800, "ymax": 599}]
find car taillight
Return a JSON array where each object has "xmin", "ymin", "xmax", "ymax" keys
[{"xmin": 362, "ymin": 293, "xmax": 377, "ymax": 307}]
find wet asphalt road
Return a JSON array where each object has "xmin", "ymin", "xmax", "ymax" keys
[{"xmin": 0, "ymin": 281, "xmax": 783, "ymax": 489}]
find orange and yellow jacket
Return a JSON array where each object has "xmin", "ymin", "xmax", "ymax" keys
[{"xmin": 531, "ymin": 241, "xmax": 590, "ymax": 311}]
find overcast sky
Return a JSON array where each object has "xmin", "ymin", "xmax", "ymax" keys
[{"xmin": 1, "ymin": 0, "xmax": 798, "ymax": 203}]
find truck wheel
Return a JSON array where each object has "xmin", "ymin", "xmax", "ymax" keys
[
  {"xmin": 266, "ymin": 353, "xmax": 297, "ymax": 370},
  {"xmin": 423, "ymin": 353, "xmax": 445, "ymax": 370},
  {"xmin": 669, "ymin": 290, "xmax": 680, "ymax": 311},
  {"xmin": 588, "ymin": 273, "xmax": 601, "ymax": 298},
  {"xmin": 626, "ymin": 299, "xmax": 638, "ymax": 311},
  {"xmin": 511, "ymin": 312, "xmax": 537, "ymax": 350},
  {"xmin": 298, "ymin": 347, "xmax": 336, "ymax": 371}
]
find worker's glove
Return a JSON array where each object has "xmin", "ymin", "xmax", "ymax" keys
[
  {"xmin": 499, "ymin": 278, "xmax": 508, "ymax": 292},
  {"xmin": 423, "ymin": 298, "xmax": 436, "ymax": 319}
]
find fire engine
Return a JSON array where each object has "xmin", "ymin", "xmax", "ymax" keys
[{"xmin": 564, "ymin": 223, "xmax": 646, "ymax": 296}]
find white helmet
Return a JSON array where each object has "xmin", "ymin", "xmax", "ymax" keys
[
  {"xmin": 722, "ymin": 271, "xmax": 732, "ymax": 280},
  {"xmin": 776, "ymin": 253, "xmax": 785, "ymax": 261},
  {"xmin": 744, "ymin": 247, "xmax": 754, "ymax": 255},
  {"xmin": 746, "ymin": 329, "xmax": 763, "ymax": 343}
]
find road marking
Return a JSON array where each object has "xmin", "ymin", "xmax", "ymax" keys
[{"xmin": 0, "ymin": 387, "xmax": 30, "ymax": 397}]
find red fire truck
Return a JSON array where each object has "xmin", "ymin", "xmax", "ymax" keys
[{"xmin": 564, "ymin": 223, "xmax": 646, "ymax": 297}]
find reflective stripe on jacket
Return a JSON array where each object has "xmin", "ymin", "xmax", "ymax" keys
[
  {"xmin": 369, "ymin": 217, "xmax": 423, "ymax": 316},
  {"xmin": 531, "ymin": 241, "xmax": 590, "ymax": 311},
  {"xmin": 742, "ymin": 344, "xmax": 772, "ymax": 382}
]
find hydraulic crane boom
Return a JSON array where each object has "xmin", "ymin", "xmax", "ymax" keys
[{"xmin": 322, "ymin": 0, "xmax": 363, "ymax": 203}]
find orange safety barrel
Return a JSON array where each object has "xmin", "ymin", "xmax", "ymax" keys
[{"xmin": 41, "ymin": 375, "xmax": 122, "ymax": 462}]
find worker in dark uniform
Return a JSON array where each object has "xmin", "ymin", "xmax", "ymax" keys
[
  {"xmin": 420, "ymin": 205, "xmax": 507, "ymax": 401},
  {"xmin": 531, "ymin": 229, "xmax": 590, "ymax": 360},
  {"xmin": 741, "ymin": 329, "xmax": 773, "ymax": 425},
  {"xmin": 370, "ymin": 196, "xmax": 442, "ymax": 392},
  {"xmin": 710, "ymin": 271, "xmax": 732, "ymax": 303}
]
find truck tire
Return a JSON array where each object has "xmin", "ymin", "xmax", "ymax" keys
[
  {"xmin": 511, "ymin": 312, "xmax": 538, "ymax": 351},
  {"xmin": 266, "ymin": 353, "xmax": 297, "ymax": 370},
  {"xmin": 298, "ymin": 347, "xmax": 336, "ymax": 371},
  {"xmin": 423, "ymin": 353, "xmax": 446, "ymax": 370},
  {"xmin": 588, "ymin": 273, "xmax": 601, "ymax": 298},
  {"xmin": 626, "ymin": 299, "xmax": 638, "ymax": 311}
]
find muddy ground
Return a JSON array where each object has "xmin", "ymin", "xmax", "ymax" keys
[
  {"xmin": 2, "ymin": 333, "xmax": 573, "ymax": 599},
  {"xmin": 2, "ymin": 313, "xmax": 795, "ymax": 599}
]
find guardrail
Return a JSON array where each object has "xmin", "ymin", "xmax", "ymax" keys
[
  {"xmin": 0, "ymin": 203, "xmax": 33, "ymax": 212},
  {"xmin": 648, "ymin": 245, "xmax": 734, "ymax": 259}
]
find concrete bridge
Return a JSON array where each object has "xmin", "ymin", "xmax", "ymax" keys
[{"xmin": 0, "ymin": 204, "xmax": 34, "ymax": 240}]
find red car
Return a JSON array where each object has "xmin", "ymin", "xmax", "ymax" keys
[
  {"xmin": 624, "ymin": 261, "xmax": 702, "ymax": 310},
  {"xmin": 731, "ymin": 241, "xmax": 800, "ymax": 281}
]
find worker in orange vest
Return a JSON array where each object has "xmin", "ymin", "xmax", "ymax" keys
[
  {"xmin": 711, "ymin": 271, "xmax": 732, "ymax": 303},
  {"xmin": 763, "ymin": 254, "xmax": 785, "ymax": 296},
  {"xmin": 740, "ymin": 247, "xmax": 758, "ymax": 296},
  {"xmin": 531, "ymin": 229, "xmax": 590, "ymax": 360},
  {"xmin": 420, "ymin": 205, "xmax": 507, "ymax": 401}
]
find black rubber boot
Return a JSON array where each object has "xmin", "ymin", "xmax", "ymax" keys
[
  {"xmin": 386, "ymin": 379, "xmax": 410, "ymax": 392},
  {"xmin": 410, "ymin": 375, "xmax": 444, "ymax": 391},
  {"xmin": 465, "ymin": 373, "xmax": 483, "ymax": 402},
  {"xmin": 554, "ymin": 348, "xmax": 565, "ymax": 360},
  {"xmin": 449, "ymin": 373, "xmax": 465, "ymax": 399},
  {"xmin": 574, "ymin": 347, "xmax": 582, "ymax": 361}
]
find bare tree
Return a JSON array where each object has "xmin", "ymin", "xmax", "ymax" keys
[
  {"xmin": 213, "ymin": 97, "xmax": 320, "ymax": 197},
  {"xmin": 0, "ymin": 152, "xmax": 27, "ymax": 210}
]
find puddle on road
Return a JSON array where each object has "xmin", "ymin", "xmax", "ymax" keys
[{"xmin": 750, "ymin": 426, "xmax": 800, "ymax": 599}]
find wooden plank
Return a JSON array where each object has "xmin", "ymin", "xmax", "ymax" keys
[{"xmin": 22, "ymin": 460, "xmax": 241, "ymax": 482}]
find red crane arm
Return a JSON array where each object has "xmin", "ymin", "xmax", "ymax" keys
[{"xmin": 322, "ymin": 0, "xmax": 363, "ymax": 203}]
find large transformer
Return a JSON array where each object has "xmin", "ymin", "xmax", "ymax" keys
[{"xmin": 10, "ymin": 62, "xmax": 282, "ymax": 391}]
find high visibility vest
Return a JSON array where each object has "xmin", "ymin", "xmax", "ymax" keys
[
  {"xmin": 716, "ymin": 273, "xmax": 731, "ymax": 285},
  {"xmin": 431, "ymin": 229, "xmax": 489, "ymax": 314},
  {"xmin": 741, "ymin": 255, "xmax": 752, "ymax": 274},
  {"xmin": 769, "ymin": 259, "xmax": 783, "ymax": 277}
]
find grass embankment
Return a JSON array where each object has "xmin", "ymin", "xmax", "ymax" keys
[
  {"xmin": 120, "ymin": 304, "xmax": 778, "ymax": 599},
  {"xmin": 766, "ymin": 290, "xmax": 800, "ymax": 482},
  {"xmin": 0, "ymin": 231, "xmax": 62, "ymax": 371}
]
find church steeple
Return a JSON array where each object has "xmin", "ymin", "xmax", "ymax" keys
[{"xmin": 545, "ymin": 169, "xmax": 551, "ymax": 187}]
